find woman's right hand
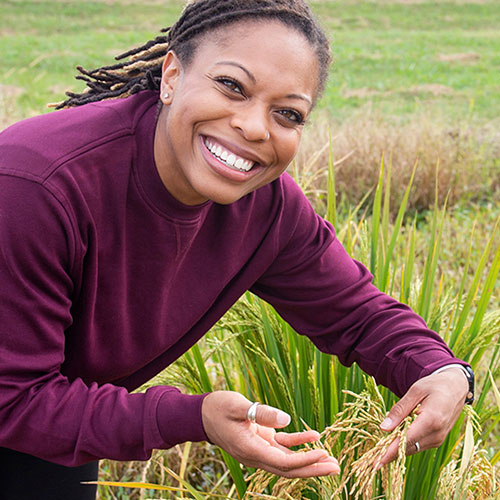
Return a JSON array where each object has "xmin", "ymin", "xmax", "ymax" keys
[{"xmin": 201, "ymin": 391, "xmax": 340, "ymax": 478}]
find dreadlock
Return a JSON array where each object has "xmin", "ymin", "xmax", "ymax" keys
[{"xmin": 54, "ymin": 0, "xmax": 331, "ymax": 110}]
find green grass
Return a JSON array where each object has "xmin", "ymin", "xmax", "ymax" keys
[
  {"xmin": 315, "ymin": 1, "xmax": 500, "ymax": 120},
  {"xmin": 2, "ymin": 0, "xmax": 500, "ymax": 122},
  {"xmin": 0, "ymin": 0, "xmax": 184, "ymax": 119}
]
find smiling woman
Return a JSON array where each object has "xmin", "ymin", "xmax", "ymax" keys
[
  {"xmin": 154, "ymin": 21, "xmax": 318, "ymax": 205},
  {"xmin": 0, "ymin": 1, "xmax": 472, "ymax": 499}
]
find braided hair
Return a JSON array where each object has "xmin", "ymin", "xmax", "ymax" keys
[{"xmin": 55, "ymin": 0, "xmax": 331, "ymax": 109}]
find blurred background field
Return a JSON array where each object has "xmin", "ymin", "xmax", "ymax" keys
[
  {"xmin": 1, "ymin": 0, "xmax": 500, "ymax": 121},
  {"xmin": 1, "ymin": 0, "xmax": 499, "ymax": 498}
]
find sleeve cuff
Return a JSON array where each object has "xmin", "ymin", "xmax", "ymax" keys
[
  {"xmin": 156, "ymin": 389, "xmax": 210, "ymax": 447},
  {"xmin": 417, "ymin": 359, "xmax": 470, "ymax": 380},
  {"xmin": 394, "ymin": 348, "xmax": 469, "ymax": 396},
  {"xmin": 431, "ymin": 363, "xmax": 470, "ymax": 378}
]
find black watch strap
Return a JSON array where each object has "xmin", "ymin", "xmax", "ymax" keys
[{"xmin": 463, "ymin": 366, "xmax": 475, "ymax": 405}]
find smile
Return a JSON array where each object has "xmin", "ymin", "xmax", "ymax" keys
[{"xmin": 203, "ymin": 137, "xmax": 256, "ymax": 172}]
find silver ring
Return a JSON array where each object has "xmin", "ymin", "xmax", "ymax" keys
[
  {"xmin": 247, "ymin": 402, "xmax": 259, "ymax": 423},
  {"xmin": 415, "ymin": 441, "xmax": 421, "ymax": 453}
]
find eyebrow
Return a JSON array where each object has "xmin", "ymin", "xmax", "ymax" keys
[
  {"xmin": 215, "ymin": 61, "xmax": 313, "ymax": 108},
  {"xmin": 215, "ymin": 61, "xmax": 256, "ymax": 84},
  {"xmin": 286, "ymin": 93, "xmax": 313, "ymax": 107}
]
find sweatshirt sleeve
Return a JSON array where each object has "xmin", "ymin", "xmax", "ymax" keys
[
  {"xmin": 251, "ymin": 176, "xmax": 467, "ymax": 397},
  {"xmin": 0, "ymin": 174, "xmax": 207, "ymax": 466}
]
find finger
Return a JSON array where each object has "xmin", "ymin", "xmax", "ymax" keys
[
  {"xmin": 274, "ymin": 430, "xmax": 321, "ymax": 448},
  {"xmin": 378, "ymin": 412, "xmax": 431, "ymax": 467},
  {"xmin": 247, "ymin": 445, "xmax": 330, "ymax": 473},
  {"xmin": 265, "ymin": 456, "xmax": 340, "ymax": 478},
  {"xmin": 255, "ymin": 428, "xmax": 297, "ymax": 455},
  {"xmin": 377, "ymin": 434, "xmax": 422, "ymax": 468},
  {"xmin": 254, "ymin": 424, "xmax": 277, "ymax": 442},
  {"xmin": 380, "ymin": 386, "xmax": 425, "ymax": 432},
  {"xmin": 252, "ymin": 403, "xmax": 291, "ymax": 429}
]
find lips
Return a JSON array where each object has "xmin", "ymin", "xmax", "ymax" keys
[{"xmin": 203, "ymin": 136, "xmax": 258, "ymax": 172}]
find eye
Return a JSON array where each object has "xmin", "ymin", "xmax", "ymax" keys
[
  {"xmin": 216, "ymin": 77, "xmax": 245, "ymax": 96},
  {"xmin": 276, "ymin": 109, "xmax": 305, "ymax": 125}
]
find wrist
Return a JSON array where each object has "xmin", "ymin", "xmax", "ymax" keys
[{"xmin": 432, "ymin": 364, "xmax": 474, "ymax": 404}]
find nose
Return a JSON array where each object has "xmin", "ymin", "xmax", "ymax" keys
[{"xmin": 230, "ymin": 103, "xmax": 270, "ymax": 142}]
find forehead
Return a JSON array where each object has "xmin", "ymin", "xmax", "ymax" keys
[{"xmin": 186, "ymin": 20, "xmax": 320, "ymax": 98}]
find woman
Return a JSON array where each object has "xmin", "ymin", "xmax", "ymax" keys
[{"xmin": 0, "ymin": 0, "xmax": 472, "ymax": 499}]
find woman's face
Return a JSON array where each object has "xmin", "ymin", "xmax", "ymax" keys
[{"xmin": 154, "ymin": 20, "xmax": 319, "ymax": 206}]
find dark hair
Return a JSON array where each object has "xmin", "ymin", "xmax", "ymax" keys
[{"xmin": 55, "ymin": 0, "xmax": 331, "ymax": 109}]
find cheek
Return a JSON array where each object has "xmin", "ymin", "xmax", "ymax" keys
[
  {"xmin": 264, "ymin": 139, "xmax": 299, "ymax": 183},
  {"xmin": 279, "ymin": 132, "xmax": 302, "ymax": 164}
]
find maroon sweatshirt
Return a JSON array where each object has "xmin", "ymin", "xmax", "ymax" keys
[{"xmin": 0, "ymin": 91, "xmax": 464, "ymax": 466}]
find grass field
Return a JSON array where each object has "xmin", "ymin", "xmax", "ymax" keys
[
  {"xmin": 316, "ymin": 1, "xmax": 500, "ymax": 120},
  {"xmin": 1, "ymin": 0, "xmax": 500, "ymax": 122},
  {"xmin": 1, "ymin": 0, "xmax": 499, "ymax": 498}
]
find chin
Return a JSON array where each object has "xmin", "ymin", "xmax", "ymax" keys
[
  {"xmin": 192, "ymin": 180, "xmax": 249, "ymax": 205},
  {"xmin": 207, "ymin": 192, "xmax": 245, "ymax": 205}
]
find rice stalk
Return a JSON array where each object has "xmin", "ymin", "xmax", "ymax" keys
[
  {"xmin": 245, "ymin": 380, "xmax": 417, "ymax": 500},
  {"xmin": 436, "ymin": 447, "xmax": 497, "ymax": 500}
]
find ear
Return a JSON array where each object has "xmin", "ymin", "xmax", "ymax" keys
[{"xmin": 160, "ymin": 51, "xmax": 183, "ymax": 104}]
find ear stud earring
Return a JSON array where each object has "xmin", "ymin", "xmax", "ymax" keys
[{"xmin": 163, "ymin": 92, "xmax": 170, "ymax": 99}]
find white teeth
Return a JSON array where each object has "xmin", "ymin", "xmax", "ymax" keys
[
  {"xmin": 204, "ymin": 138, "xmax": 255, "ymax": 172},
  {"xmin": 226, "ymin": 154, "xmax": 237, "ymax": 167}
]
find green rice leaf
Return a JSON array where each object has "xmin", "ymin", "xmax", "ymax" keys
[{"xmin": 488, "ymin": 370, "xmax": 500, "ymax": 411}]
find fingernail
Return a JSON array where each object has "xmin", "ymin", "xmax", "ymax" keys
[
  {"xmin": 380, "ymin": 417, "xmax": 393, "ymax": 430},
  {"xmin": 309, "ymin": 431, "xmax": 320, "ymax": 440},
  {"xmin": 276, "ymin": 411, "xmax": 291, "ymax": 426},
  {"xmin": 375, "ymin": 463, "xmax": 384, "ymax": 471},
  {"xmin": 329, "ymin": 467, "xmax": 340, "ymax": 476}
]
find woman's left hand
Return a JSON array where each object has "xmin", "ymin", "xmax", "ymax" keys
[
  {"xmin": 377, "ymin": 366, "xmax": 469, "ymax": 466},
  {"xmin": 201, "ymin": 391, "xmax": 340, "ymax": 478}
]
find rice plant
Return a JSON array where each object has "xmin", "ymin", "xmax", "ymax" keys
[
  {"xmin": 245, "ymin": 391, "xmax": 497, "ymax": 500},
  {"xmin": 104, "ymin": 154, "xmax": 500, "ymax": 499},
  {"xmin": 159, "ymin": 153, "xmax": 500, "ymax": 499}
]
